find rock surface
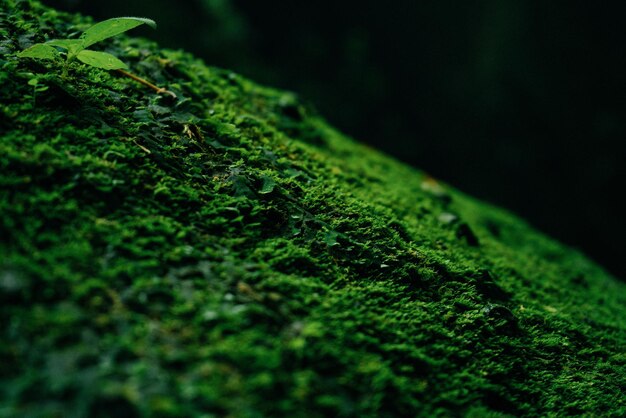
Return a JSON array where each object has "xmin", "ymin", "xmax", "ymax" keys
[{"xmin": 1, "ymin": 1, "xmax": 625, "ymax": 416}]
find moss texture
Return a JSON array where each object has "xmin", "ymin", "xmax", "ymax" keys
[{"xmin": 1, "ymin": 1, "xmax": 625, "ymax": 416}]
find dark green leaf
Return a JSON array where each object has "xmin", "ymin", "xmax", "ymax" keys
[
  {"xmin": 76, "ymin": 50, "xmax": 127, "ymax": 70},
  {"xmin": 259, "ymin": 176, "xmax": 276, "ymax": 194},
  {"xmin": 81, "ymin": 17, "xmax": 156, "ymax": 49},
  {"xmin": 18, "ymin": 44, "xmax": 60, "ymax": 60}
]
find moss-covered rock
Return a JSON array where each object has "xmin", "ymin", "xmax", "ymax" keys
[{"xmin": 1, "ymin": 1, "xmax": 625, "ymax": 416}]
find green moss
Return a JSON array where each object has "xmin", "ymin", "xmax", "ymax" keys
[{"xmin": 1, "ymin": 1, "xmax": 625, "ymax": 416}]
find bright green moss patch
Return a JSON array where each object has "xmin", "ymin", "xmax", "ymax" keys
[{"xmin": 1, "ymin": 1, "xmax": 625, "ymax": 416}]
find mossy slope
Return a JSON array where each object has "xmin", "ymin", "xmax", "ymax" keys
[{"xmin": 1, "ymin": 1, "xmax": 625, "ymax": 416}]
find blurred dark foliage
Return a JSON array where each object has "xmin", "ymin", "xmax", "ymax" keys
[{"xmin": 44, "ymin": 0, "xmax": 626, "ymax": 279}]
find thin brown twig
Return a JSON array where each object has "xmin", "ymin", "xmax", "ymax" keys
[
  {"xmin": 115, "ymin": 69, "xmax": 177, "ymax": 99},
  {"xmin": 133, "ymin": 140, "xmax": 151, "ymax": 154}
]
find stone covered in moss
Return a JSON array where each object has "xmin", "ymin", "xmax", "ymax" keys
[{"xmin": 1, "ymin": 1, "xmax": 625, "ymax": 416}]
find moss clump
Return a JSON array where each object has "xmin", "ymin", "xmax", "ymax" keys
[{"xmin": 1, "ymin": 1, "xmax": 625, "ymax": 416}]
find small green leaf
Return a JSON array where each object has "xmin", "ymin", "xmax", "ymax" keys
[
  {"xmin": 46, "ymin": 39, "xmax": 84, "ymax": 55},
  {"xmin": 18, "ymin": 44, "xmax": 61, "ymax": 60},
  {"xmin": 80, "ymin": 17, "xmax": 156, "ymax": 49},
  {"xmin": 324, "ymin": 230, "xmax": 341, "ymax": 247},
  {"xmin": 76, "ymin": 50, "xmax": 127, "ymax": 70},
  {"xmin": 259, "ymin": 176, "xmax": 276, "ymax": 194}
]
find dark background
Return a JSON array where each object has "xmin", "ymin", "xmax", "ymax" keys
[{"xmin": 45, "ymin": 0, "xmax": 626, "ymax": 279}]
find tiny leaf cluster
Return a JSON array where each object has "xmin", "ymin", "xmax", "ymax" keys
[{"xmin": 19, "ymin": 17, "xmax": 156, "ymax": 71}]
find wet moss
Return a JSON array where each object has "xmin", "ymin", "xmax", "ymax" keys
[{"xmin": 1, "ymin": 1, "xmax": 625, "ymax": 416}]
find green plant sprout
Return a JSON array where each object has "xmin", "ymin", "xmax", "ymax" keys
[{"xmin": 19, "ymin": 17, "xmax": 175, "ymax": 97}]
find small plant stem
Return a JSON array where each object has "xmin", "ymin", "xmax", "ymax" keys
[{"xmin": 114, "ymin": 69, "xmax": 176, "ymax": 99}]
